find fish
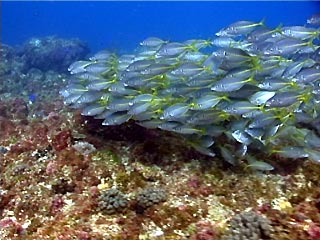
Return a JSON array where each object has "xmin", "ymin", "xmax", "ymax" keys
[
  {"xmin": 68, "ymin": 61, "xmax": 92, "ymax": 74},
  {"xmin": 282, "ymin": 60, "xmax": 316, "ymax": 79},
  {"xmin": 294, "ymin": 68, "xmax": 320, "ymax": 84},
  {"xmin": 108, "ymin": 83, "xmax": 137, "ymax": 96},
  {"xmin": 219, "ymin": 145, "xmax": 238, "ymax": 166},
  {"xmin": 128, "ymin": 102, "xmax": 152, "ymax": 116},
  {"xmin": 307, "ymin": 14, "xmax": 320, "ymax": 26},
  {"xmin": 126, "ymin": 59, "xmax": 155, "ymax": 72},
  {"xmin": 61, "ymin": 20, "xmax": 320, "ymax": 164},
  {"xmin": 187, "ymin": 110, "xmax": 225, "ymax": 125},
  {"xmin": 87, "ymin": 79, "xmax": 114, "ymax": 91},
  {"xmin": 281, "ymin": 26, "xmax": 320, "ymax": 40},
  {"xmin": 161, "ymin": 103, "xmax": 190, "ymax": 120},
  {"xmin": 246, "ymin": 156, "xmax": 274, "ymax": 171},
  {"xmin": 107, "ymin": 98, "xmax": 132, "ymax": 111},
  {"xmin": 305, "ymin": 131, "xmax": 320, "ymax": 148},
  {"xmin": 28, "ymin": 93, "xmax": 37, "ymax": 103},
  {"xmin": 249, "ymin": 113, "xmax": 278, "ymax": 128},
  {"xmin": 195, "ymin": 135, "xmax": 215, "ymax": 148},
  {"xmin": 137, "ymin": 119, "xmax": 162, "ymax": 129},
  {"xmin": 247, "ymin": 26, "xmax": 282, "ymax": 43},
  {"xmin": 232, "ymin": 130, "xmax": 252, "ymax": 145},
  {"xmin": 63, "ymin": 93, "xmax": 82, "ymax": 105},
  {"xmin": 90, "ymin": 50, "xmax": 114, "ymax": 61},
  {"xmin": 171, "ymin": 62, "xmax": 208, "ymax": 77},
  {"xmin": 64, "ymin": 84, "xmax": 88, "ymax": 95},
  {"xmin": 76, "ymin": 91, "xmax": 103, "ymax": 104},
  {"xmin": 120, "ymin": 70, "xmax": 142, "ymax": 81},
  {"xmin": 216, "ymin": 48, "xmax": 251, "ymax": 63},
  {"xmin": 118, "ymin": 54, "xmax": 135, "ymax": 64},
  {"xmin": 181, "ymin": 51, "xmax": 208, "ymax": 62},
  {"xmin": 187, "ymin": 136, "xmax": 216, "ymax": 157},
  {"xmin": 183, "ymin": 39, "xmax": 213, "ymax": 49},
  {"xmin": 191, "ymin": 145, "xmax": 216, "ymax": 157},
  {"xmin": 223, "ymin": 101, "xmax": 260, "ymax": 115},
  {"xmin": 216, "ymin": 20, "xmax": 265, "ymax": 37},
  {"xmin": 203, "ymin": 55, "xmax": 224, "ymax": 73},
  {"xmin": 211, "ymin": 76, "xmax": 253, "ymax": 92},
  {"xmin": 140, "ymin": 37, "xmax": 167, "ymax": 47},
  {"xmin": 172, "ymin": 125, "xmax": 203, "ymax": 135},
  {"xmin": 187, "ymin": 73, "xmax": 217, "ymax": 87},
  {"xmin": 274, "ymin": 146, "xmax": 308, "ymax": 159},
  {"xmin": 156, "ymin": 42, "xmax": 191, "ymax": 58},
  {"xmin": 257, "ymin": 79, "xmax": 293, "ymax": 91},
  {"xmin": 102, "ymin": 111, "xmax": 132, "ymax": 126},
  {"xmin": 141, "ymin": 63, "xmax": 174, "ymax": 75},
  {"xmin": 245, "ymin": 128, "xmax": 265, "ymax": 140},
  {"xmin": 249, "ymin": 91, "xmax": 275, "ymax": 105},
  {"xmin": 191, "ymin": 93, "xmax": 228, "ymax": 110},
  {"xmin": 158, "ymin": 121, "xmax": 181, "ymax": 131},
  {"xmin": 132, "ymin": 94, "xmax": 154, "ymax": 105},
  {"xmin": 203, "ymin": 125, "xmax": 225, "ymax": 137},
  {"xmin": 305, "ymin": 148, "xmax": 320, "ymax": 163},
  {"xmin": 265, "ymin": 92, "xmax": 300, "ymax": 108},
  {"xmin": 73, "ymin": 72, "xmax": 104, "ymax": 81},
  {"xmin": 263, "ymin": 38, "xmax": 312, "ymax": 56},
  {"xmin": 212, "ymin": 37, "xmax": 238, "ymax": 48},
  {"xmin": 124, "ymin": 76, "xmax": 156, "ymax": 87},
  {"xmin": 85, "ymin": 62, "xmax": 111, "ymax": 75},
  {"xmin": 81, "ymin": 104, "xmax": 106, "ymax": 116}
]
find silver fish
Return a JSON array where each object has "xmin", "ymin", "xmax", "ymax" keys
[
  {"xmin": 295, "ymin": 68, "xmax": 320, "ymax": 84},
  {"xmin": 171, "ymin": 62, "xmax": 206, "ymax": 77},
  {"xmin": 140, "ymin": 37, "xmax": 167, "ymax": 47},
  {"xmin": 81, "ymin": 104, "xmax": 106, "ymax": 116},
  {"xmin": 216, "ymin": 20, "xmax": 264, "ymax": 37},
  {"xmin": 68, "ymin": 61, "xmax": 92, "ymax": 74},
  {"xmin": 282, "ymin": 26, "xmax": 319, "ymax": 40},
  {"xmin": 211, "ymin": 76, "xmax": 252, "ymax": 92},
  {"xmin": 90, "ymin": 50, "xmax": 113, "ymax": 61},
  {"xmin": 161, "ymin": 103, "xmax": 190, "ymax": 120},
  {"xmin": 156, "ymin": 42, "xmax": 189, "ymax": 58},
  {"xmin": 102, "ymin": 112, "xmax": 132, "ymax": 126},
  {"xmin": 265, "ymin": 92, "xmax": 300, "ymax": 107}
]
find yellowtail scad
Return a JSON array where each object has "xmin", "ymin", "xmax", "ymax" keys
[{"xmin": 61, "ymin": 19, "xmax": 320, "ymax": 170}]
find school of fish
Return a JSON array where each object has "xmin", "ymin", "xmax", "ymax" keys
[{"xmin": 61, "ymin": 19, "xmax": 320, "ymax": 170}]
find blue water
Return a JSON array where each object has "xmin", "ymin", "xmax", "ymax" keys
[{"xmin": 3, "ymin": 1, "xmax": 320, "ymax": 53}]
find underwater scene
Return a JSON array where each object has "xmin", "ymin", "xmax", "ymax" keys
[{"xmin": 2, "ymin": 1, "xmax": 320, "ymax": 239}]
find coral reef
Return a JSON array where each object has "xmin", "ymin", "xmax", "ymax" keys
[
  {"xmin": 20, "ymin": 36, "xmax": 89, "ymax": 72},
  {"xmin": 1, "ymin": 20, "xmax": 320, "ymax": 240},
  {"xmin": 0, "ymin": 37, "xmax": 88, "ymax": 105}
]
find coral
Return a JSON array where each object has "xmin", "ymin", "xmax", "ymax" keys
[
  {"xmin": 0, "ymin": 38, "xmax": 88, "ymax": 117},
  {"xmin": 307, "ymin": 223, "xmax": 320, "ymax": 239},
  {"xmin": 222, "ymin": 210, "xmax": 273, "ymax": 240},
  {"xmin": 135, "ymin": 187, "xmax": 167, "ymax": 212},
  {"xmin": 51, "ymin": 178, "xmax": 76, "ymax": 195},
  {"xmin": 20, "ymin": 36, "xmax": 89, "ymax": 72},
  {"xmin": 51, "ymin": 129, "xmax": 73, "ymax": 151},
  {"xmin": 50, "ymin": 194, "xmax": 65, "ymax": 215},
  {"xmin": 0, "ymin": 98, "xmax": 28, "ymax": 120},
  {"xmin": 190, "ymin": 220, "xmax": 218, "ymax": 240},
  {"xmin": 2, "ymin": 19, "xmax": 320, "ymax": 240},
  {"xmin": 72, "ymin": 141, "xmax": 96, "ymax": 156},
  {"xmin": 97, "ymin": 188, "xmax": 129, "ymax": 214}
]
